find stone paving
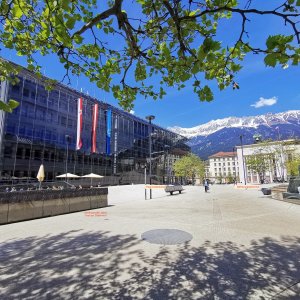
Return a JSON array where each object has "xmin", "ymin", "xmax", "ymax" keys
[{"xmin": 0, "ymin": 184, "xmax": 300, "ymax": 299}]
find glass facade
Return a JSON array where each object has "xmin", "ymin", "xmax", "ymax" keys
[{"xmin": 0, "ymin": 67, "xmax": 189, "ymax": 184}]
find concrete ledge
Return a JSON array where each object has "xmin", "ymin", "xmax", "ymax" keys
[
  {"xmin": 235, "ymin": 185, "xmax": 260, "ymax": 189},
  {"xmin": 271, "ymin": 184, "xmax": 288, "ymax": 200},
  {"xmin": 0, "ymin": 202, "xmax": 8, "ymax": 225},
  {"xmin": 8, "ymin": 200, "xmax": 44, "ymax": 223},
  {"xmin": 0, "ymin": 188, "xmax": 108, "ymax": 224},
  {"xmin": 145, "ymin": 185, "xmax": 167, "ymax": 189}
]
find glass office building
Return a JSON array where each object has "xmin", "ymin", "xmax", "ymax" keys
[{"xmin": 0, "ymin": 63, "xmax": 189, "ymax": 184}]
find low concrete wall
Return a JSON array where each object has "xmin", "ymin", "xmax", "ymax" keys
[{"xmin": 0, "ymin": 188, "xmax": 108, "ymax": 225}]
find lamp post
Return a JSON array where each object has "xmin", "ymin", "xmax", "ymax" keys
[
  {"xmin": 275, "ymin": 127, "xmax": 285, "ymax": 182},
  {"xmin": 146, "ymin": 115, "xmax": 155, "ymax": 199},
  {"xmin": 144, "ymin": 165, "xmax": 147, "ymax": 200},
  {"xmin": 164, "ymin": 145, "xmax": 170, "ymax": 184},
  {"xmin": 233, "ymin": 146, "xmax": 237, "ymax": 184},
  {"xmin": 240, "ymin": 135, "xmax": 247, "ymax": 185},
  {"xmin": 65, "ymin": 135, "xmax": 70, "ymax": 184}
]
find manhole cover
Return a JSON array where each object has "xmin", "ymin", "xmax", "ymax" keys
[{"xmin": 141, "ymin": 229, "xmax": 193, "ymax": 245}]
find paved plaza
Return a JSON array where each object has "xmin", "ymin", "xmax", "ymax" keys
[{"xmin": 1, "ymin": 184, "xmax": 300, "ymax": 299}]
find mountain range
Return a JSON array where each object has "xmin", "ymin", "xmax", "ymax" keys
[{"xmin": 169, "ymin": 110, "xmax": 300, "ymax": 160}]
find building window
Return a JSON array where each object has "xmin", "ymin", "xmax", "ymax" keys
[
  {"xmin": 34, "ymin": 150, "xmax": 41, "ymax": 160},
  {"xmin": 25, "ymin": 149, "xmax": 31, "ymax": 158},
  {"xmin": 12, "ymin": 84, "xmax": 20, "ymax": 94},
  {"xmin": 60, "ymin": 116, "xmax": 67, "ymax": 126},
  {"xmin": 23, "ymin": 88, "xmax": 29, "ymax": 97},
  {"xmin": 4, "ymin": 146, "xmax": 13, "ymax": 158},
  {"xmin": 6, "ymin": 124, "xmax": 16, "ymax": 134}
]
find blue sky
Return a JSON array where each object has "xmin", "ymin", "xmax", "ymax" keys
[{"xmin": 1, "ymin": 1, "xmax": 299, "ymax": 129}]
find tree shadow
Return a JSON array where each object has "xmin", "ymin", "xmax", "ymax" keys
[{"xmin": 0, "ymin": 231, "xmax": 299, "ymax": 299}]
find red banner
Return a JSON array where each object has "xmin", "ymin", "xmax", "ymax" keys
[
  {"xmin": 91, "ymin": 103, "xmax": 99, "ymax": 153},
  {"xmin": 76, "ymin": 98, "xmax": 83, "ymax": 150}
]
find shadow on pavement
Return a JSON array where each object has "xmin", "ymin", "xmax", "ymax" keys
[{"xmin": 0, "ymin": 231, "xmax": 299, "ymax": 299}]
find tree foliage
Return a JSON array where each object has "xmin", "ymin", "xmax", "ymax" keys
[
  {"xmin": 246, "ymin": 154, "xmax": 271, "ymax": 183},
  {"xmin": 286, "ymin": 155, "xmax": 300, "ymax": 176},
  {"xmin": 226, "ymin": 172, "xmax": 234, "ymax": 184},
  {"xmin": 173, "ymin": 153, "xmax": 205, "ymax": 179},
  {"xmin": 0, "ymin": 0, "xmax": 300, "ymax": 110},
  {"xmin": 245, "ymin": 140, "xmax": 300, "ymax": 181}
]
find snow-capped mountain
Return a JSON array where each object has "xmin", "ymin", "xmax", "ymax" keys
[{"xmin": 169, "ymin": 110, "xmax": 300, "ymax": 159}]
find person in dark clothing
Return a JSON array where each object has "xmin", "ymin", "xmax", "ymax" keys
[{"xmin": 204, "ymin": 179, "xmax": 209, "ymax": 192}]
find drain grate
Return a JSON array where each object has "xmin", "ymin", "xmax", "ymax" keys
[{"xmin": 141, "ymin": 229, "xmax": 193, "ymax": 245}]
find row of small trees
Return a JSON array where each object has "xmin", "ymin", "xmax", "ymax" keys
[
  {"xmin": 245, "ymin": 140, "xmax": 300, "ymax": 183},
  {"xmin": 173, "ymin": 140, "xmax": 300, "ymax": 185},
  {"xmin": 173, "ymin": 154, "xmax": 205, "ymax": 184},
  {"xmin": 173, "ymin": 154, "xmax": 239, "ymax": 184}
]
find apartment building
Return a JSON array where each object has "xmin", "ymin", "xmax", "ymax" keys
[{"xmin": 206, "ymin": 151, "xmax": 239, "ymax": 183}]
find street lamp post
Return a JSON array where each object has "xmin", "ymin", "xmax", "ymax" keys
[
  {"xmin": 240, "ymin": 135, "xmax": 247, "ymax": 185},
  {"xmin": 146, "ymin": 115, "xmax": 155, "ymax": 199},
  {"xmin": 233, "ymin": 146, "xmax": 237, "ymax": 184},
  {"xmin": 144, "ymin": 165, "xmax": 147, "ymax": 200},
  {"xmin": 164, "ymin": 145, "xmax": 170, "ymax": 184},
  {"xmin": 276, "ymin": 127, "xmax": 285, "ymax": 182},
  {"xmin": 65, "ymin": 135, "xmax": 70, "ymax": 185}
]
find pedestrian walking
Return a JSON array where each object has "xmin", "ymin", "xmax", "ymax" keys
[{"xmin": 204, "ymin": 179, "xmax": 209, "ymax": 193}]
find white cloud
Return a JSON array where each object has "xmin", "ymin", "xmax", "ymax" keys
[
  {"xmin": 251, "ymin": 96, "xmax": 277, "ymax": 108},
  {"xmin": 129, "ymin": 110, "xmax": 135, "ymax": 114}
]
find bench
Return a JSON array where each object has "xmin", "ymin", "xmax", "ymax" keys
[{"xmin": 165, "ymin": 185, "xmax": 183, "ymax": 195}]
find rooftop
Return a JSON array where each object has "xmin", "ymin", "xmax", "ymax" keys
[{"xmin": 208, "ymin": 151, "xmax": 236, "ymax": 158}]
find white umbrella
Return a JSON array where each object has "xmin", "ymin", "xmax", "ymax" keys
[
  {"xmin": 56, "ymin": 173, "xmax": 80, "ymax": 178},
  {"xmin": 81, "ymin": 173, "xmax": 104, "ymax": 186},
  {"xmin": 81, "ymin": 173, "xmax": 104, "ymax": 178},
  {"xmin": 37, "ymin": 164, "xmax": 45, "ymax": 190}
]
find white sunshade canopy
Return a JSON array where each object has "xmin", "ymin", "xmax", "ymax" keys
[
  {"xmin": 36, "ymin": 164, "xmax": 45, "ymax": 182},
  {"xmin": 56, "ymin": 173, "xmax": 80, "ymax": 178},
  {"xmin": 81, "ymin": 173, "xmax": 104, "ymax": 178}
]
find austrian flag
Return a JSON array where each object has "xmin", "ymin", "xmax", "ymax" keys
[
  {"xmin": 76, "ymin": 98, "xmax": 83, "ymax": 150},
  {"xmin": 91, "ymin": 103, "xmax": 99, "ymax": 153}
]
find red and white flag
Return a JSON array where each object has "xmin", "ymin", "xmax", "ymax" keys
[
  {"xmin": 76, "ymin": 98, "xmax": 83, "ymax": 150},
  {"xmin": 91, "ymin": 103, "xmax": 99, "ymax": 153}
]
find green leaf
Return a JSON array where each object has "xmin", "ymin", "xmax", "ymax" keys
[
  {"xmin": 8, "ymin": 99, "xmax": 20, "ymax": 109},
  {"xmin": 264, "ymin": 54, "xmax": 277, "ymax": 67},
  {"xmin": 188, "ymin": 10, "xmax": 200, "ymax": 17},
  {"xmin": 199, "ymin": 85, "xmax": 213, "ymax": 101},
  {"xmin": 12, "ymin": 5, "xmax": 23, "ymax": 18},
  {"xmin": 0, "ymin": 101, "xmax": 12, "ymax": 112},
  {"xmin": 73, "ymin": 34, "xmax": 83, "ymax": 44},
  {"xmin": 65, "ymin": 18, "xmax": 76, "ymax": 30}
]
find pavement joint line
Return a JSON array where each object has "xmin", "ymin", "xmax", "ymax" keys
[{"xmin": 270, "ymin": 279, "xmax": 300, "ymax": 298}]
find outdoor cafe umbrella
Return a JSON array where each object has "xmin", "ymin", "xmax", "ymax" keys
[
  {"xmin": 36, "ymin": 164, "xmax": 45, "ymax": 190},
  {"xmin": 81, "ymin": 173, "xmax": 104, "ymax": 178},
  {"xmin": 81, "ymin": 173, "xmax": 104, "ymax": 186},
  {"xmin": 56, "ymin": 173, "xmax": 80, "ymax": 178}
]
